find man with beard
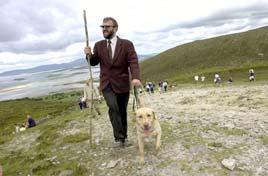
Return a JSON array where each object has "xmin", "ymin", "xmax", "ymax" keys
[{"xmin": 84, "ymin": 17, "xmax": 141, "ymax": 147}]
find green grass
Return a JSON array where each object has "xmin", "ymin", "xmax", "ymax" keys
[
  {"xmin": 157, "ymin": 159, "xmax": 176, "ymax": 169},
  {"xmin": 179, "ymin": 126, "xmax": 206, "ymax": 150},
  {"xmin": 63, "ymin": 133, "xmax": 90, "ymax": 143},
  {"xmin": 258, "ymin": 135, "xmax": 268, "ymax": 145},
  {"xmin": 0, "ymin": 101, "xmax": 96, "ymax": 175},
  {"xmin": 0, "ymin": 91, "xmax": 79, "ymax": 138}
]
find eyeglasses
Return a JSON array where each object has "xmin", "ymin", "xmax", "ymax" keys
[{"xmin": 100, "ymin": 25, "xmax": 115, "ymax": 29}]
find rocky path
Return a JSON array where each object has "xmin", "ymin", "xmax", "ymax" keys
[{"xmin": 89, "ymin": 84, "xmax": 268, "ymax": 176}]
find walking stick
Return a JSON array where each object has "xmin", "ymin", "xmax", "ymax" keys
[{"xmin": 83, "ymin": 10, "xmax": 94, "ymax": 147}]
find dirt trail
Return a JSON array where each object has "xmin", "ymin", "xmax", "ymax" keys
[{"xmin": 90, "ymin": 84, "xmax": 268, "ymax": 175}]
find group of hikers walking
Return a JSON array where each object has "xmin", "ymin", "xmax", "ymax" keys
[
  {"xmin": 77, "ymin": 79, "xmax": 102, "ymax": 115},
  {"xmin": 194, "ymin": 68, "xmax": 255, "ymax": 84},
  {"xmin": 144, "ymin": 81, "xmax": 169, "ymax": 94}
]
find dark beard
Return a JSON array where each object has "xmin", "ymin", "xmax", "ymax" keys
[{"xmin": 103, "ymin": 31, "xmax": 114, "ymax": 39}]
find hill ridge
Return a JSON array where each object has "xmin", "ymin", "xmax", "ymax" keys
[{"xmin": 140, "ymin": 26, "xmax": 268, "ymax": 83}]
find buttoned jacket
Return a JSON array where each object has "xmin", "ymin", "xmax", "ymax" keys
[{"xmin": 89, "ymin": 37, "xmax": 140, "ymax": 93}]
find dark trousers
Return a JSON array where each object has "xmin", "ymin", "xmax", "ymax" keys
[
  {"xmin": 79, "ymin": 102, "xmax": 83, "ymax": 110},
  {"xmin": 102, "ymin": 84, "xmax": 129, "ymax": 141}
]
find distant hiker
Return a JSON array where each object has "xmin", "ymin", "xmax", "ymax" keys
[
  {"xmin": 149, "ymin": 82, "xmax": 154, "ymax": 93},
  {"xmin": 83, "ymin": 79, "xmax": 101, "ymax": 115},
  {"xmin": 82, "ymin": 96, "xmax": 87, "ymax": 108},
  {"xmin": 249, "ymin": 69, "xmax": 255, "ymax": 82},
  {"xmin": 214, "ymin": 74, "xmax": 221, "ymax": 84},
  {"xmin": 84, "ymin": 17, "xmax": 141, "ymax": 147},
  {"xmin": 15, "ymin": 124, "xmax": 20, "ymax": 133},
  {"xmin": 201, "ymin": 75, "xmax": 205, "ymax": 82},
  {"xmin": 158, "ymin": 86, "xmax": 161, "ymax": 93},
  {"xmin": 77, "ymin": 96, "xmax": 83, "ymax": 110},
  {"xmin": 194, "ymin": 75, "xmax": 199, "ymax": 82},
  {"xmin": 145, "ymin": 84, "xmax": 150, "ymax": 93},
  {"xmin": 162, "ymin": 81, "xmax": 168, "ymax": 92},
  {"xmin": 228, "ymin": 77, "xmax": 233, "ymax": 83},
  {"xmin": 26, "ymin": 115, "xmax": 36, "ymax": 128},
  {"xmin": 158, "ymin": 81, "xmax": 164, "ymax": 93}
]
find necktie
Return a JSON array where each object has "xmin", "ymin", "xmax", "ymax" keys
[{"xmin": 107, "ymin": 40, "xmax": 112, "ymax": 61}]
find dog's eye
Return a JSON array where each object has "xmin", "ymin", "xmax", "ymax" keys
[
  {"xmin": 147, "ymin": 114, "xmax": 151, "ymax": 117},
  {"xmin": 138, "ymin": 115, "xmax": 143, "ymax": 118}
]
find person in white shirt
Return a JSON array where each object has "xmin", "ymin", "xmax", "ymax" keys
[
  {"xmin": 214, "ymin": 74, "xmax": 221, "ymax": 84},
  {"xmin": 201, "ymin": 75, "xmax": 205, "ymax": 82},
  {"xmin": 194, "ymin": 75, "xmax": 199, "ymax": 82},
  {"xmin": 83, "ymin": 79, "xmax": 101, "ymax": 115}
]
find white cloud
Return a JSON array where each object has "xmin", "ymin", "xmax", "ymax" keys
[{"xmin": 0, "ymin": 0, "xmax": 268, "ymax": 73}]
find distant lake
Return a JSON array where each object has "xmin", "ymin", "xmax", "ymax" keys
[{"xmin": 0, "ymin": 66, "xmax": 100, "ymax": 101}]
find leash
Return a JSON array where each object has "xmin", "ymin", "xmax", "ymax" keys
[
  {"xmin": 132, "ymin": 86, "xmax": 141, "ymax": 112},
  {"xmin": 132, "ymin": 83, "xmax": 154, "ymax": 111}
]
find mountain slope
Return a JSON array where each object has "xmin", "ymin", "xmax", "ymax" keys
[{"xmin": 140, "ymin": 26, "xmax": 268, "ymax": 83}]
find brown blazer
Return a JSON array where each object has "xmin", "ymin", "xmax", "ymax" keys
[{"xmin": 89, "ymin": 37, "xmax": 140, "ymax": 93}]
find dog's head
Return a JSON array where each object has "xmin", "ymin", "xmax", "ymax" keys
[{"xmin": 135, "ymin": 107, "xmax": 157, "ymax": 134}]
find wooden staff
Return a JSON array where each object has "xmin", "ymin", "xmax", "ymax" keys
[{"xmin": 83, "ymin": 10, "xmax": 94, "ymax": 147}]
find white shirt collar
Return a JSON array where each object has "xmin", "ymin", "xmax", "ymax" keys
[{"xmin": 107, "ymin": 35, "xmax": 117, "ymax": 45}]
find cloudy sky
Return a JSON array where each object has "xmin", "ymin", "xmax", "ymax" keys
[{"xmin": 1, "ymin": 0, "xmax": 268, "ymax": 73}]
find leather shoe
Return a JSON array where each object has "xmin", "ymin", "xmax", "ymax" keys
[
  {"xmin": 122, "ymin": 139, "xmax": 132, "ymax": 147},
  {"xmin": 111, "ymin": 140, "xmax": 124, "ymax": 148}
]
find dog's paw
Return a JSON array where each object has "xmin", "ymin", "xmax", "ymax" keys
[
  {"xmin": 154, "ymin": 149, "xmax": 160, "ymax": 156},
  {"xmin": 155, "ymin": 144, "xmax": 161, "ymax": 151},
  {"xmin": 139, "ymin": 158, "xmax": 145, "ymax": 165}
]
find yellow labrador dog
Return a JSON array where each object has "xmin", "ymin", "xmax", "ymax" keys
[{"xmin": 135, "ymin": 107, "xmax": 162, "ymax": 164}]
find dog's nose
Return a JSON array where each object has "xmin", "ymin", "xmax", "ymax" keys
[{"xmin": 144, "ymin": 123, "xmax": 149, "ymax": 129}]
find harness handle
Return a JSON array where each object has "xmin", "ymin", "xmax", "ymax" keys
[{"xmin": 132, "ymin": 84, "xmax": 153, "ymax": 112}]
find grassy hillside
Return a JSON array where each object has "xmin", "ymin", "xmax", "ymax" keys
[
  {"xmin": 0, "ymin": 91, "xmax": 107, "ymax": 175},
  {"xmin": 140, "ymin": 26, "xmax": 268, "ymax": 84},
  {"xmin": 0, "ymin": 91, "xmax": 80, "ymax": 142}
]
